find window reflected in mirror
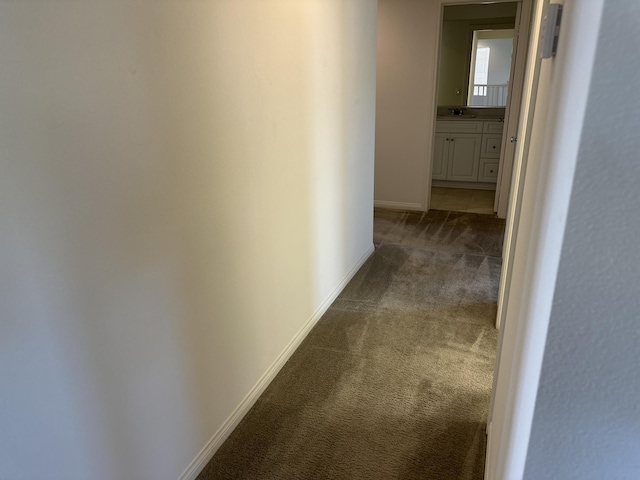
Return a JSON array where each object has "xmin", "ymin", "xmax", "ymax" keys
[
  {"xmin": 437, "ymin": 2, "xmax": 517, "ymax": 108},
  {"xmin": 468, "ymin": 29, "xmax": 514, "ymax": 106}
]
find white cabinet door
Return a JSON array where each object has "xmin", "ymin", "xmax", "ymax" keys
[
  {"xmin": 447, "ymin": 134, "xmax": 481, "ymax": 181},
  {"xmin": 432, "ymin": 133, "xmax": 449, "ymax": 180}
]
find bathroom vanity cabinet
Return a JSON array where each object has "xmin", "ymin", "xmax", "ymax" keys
[{"xmin": 433, "ymin": 119, "xmax": 504, "ymax": 187}]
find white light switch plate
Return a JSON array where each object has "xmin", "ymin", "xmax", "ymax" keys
[{"xmin": 541, "ymin": 4, "xmax": 563, "ymax": 58}]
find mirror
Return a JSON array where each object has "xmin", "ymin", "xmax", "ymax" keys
[{"xmin": 437, "ymin": 2, "xmax": 518, "ymax": 108}]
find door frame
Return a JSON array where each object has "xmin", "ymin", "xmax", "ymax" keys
[
  {"xmin": 494, "ymin": 0, "xmax": 534, "ymax": 217},
  {"xmin": 485, "ymin": 0, "xmax": 605, "ymax": 477},
  {"xmin": 486, "ymin": 0, "xmax": 547, "ymax": 470},
  {"xmin": 494, "ymin": 0, "xmax": 534, "ymax": 331}
]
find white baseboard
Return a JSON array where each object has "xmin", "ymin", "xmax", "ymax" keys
[
  {"xmin": 178, "ymin": 243, "xmax": 375, "ymax": 480},
  {"xmin": 485, "ymin": 422, "xmax": 493, "ymax": 480},
  {"xmin": 374, "ymin": 200, "xmax": 424, "ymax": 211}
]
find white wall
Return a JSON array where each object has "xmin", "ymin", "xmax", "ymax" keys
[
  {"xmin": 523, "ymin": 0, "xmax": 640, "ymax": 477},
  {"xmin": 375, "ymin": 0, "xmax": 439, "ymax": 210},
  {"xmin": 0, "ymin": 2, "xmax": 377, "ymax": 480}
]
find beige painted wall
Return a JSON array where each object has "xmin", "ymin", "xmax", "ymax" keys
[
  {"xmin": 0, "ymin": 2, "xmax": 377, "ymax": 479},
  {"xmin": 375, "ymin": 0, "xmax": 439, "ymax": 209}
]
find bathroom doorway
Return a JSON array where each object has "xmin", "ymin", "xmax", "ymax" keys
[{"xmin": 429, "ymin": 1, "xmax": 525, "ymax": 216}]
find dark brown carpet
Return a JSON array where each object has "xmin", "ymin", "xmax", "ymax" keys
[{"xmin": 197, "ymin": 209, "xmax": 505, "ymax": 480}]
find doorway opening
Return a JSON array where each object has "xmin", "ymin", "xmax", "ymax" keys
[{"xmin": 429, "ymin": 2, "xmax": 522, "ymax": 216}]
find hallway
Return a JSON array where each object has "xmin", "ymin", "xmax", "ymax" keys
[{"xmin": 197, "ymin": 209, "xmax": 505, "ymax": 479}]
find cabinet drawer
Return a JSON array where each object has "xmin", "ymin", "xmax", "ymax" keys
[
  {"xmin": 483, "ymin": 121, "xmax": 505, "ymax": 134},
  {"xmin": 435, "ymin": 120, "xmax": 483, "ymax": 134},
  {"xmin": 478, "ymin": 159, "xmax": 499, "ymax": 183},
  {"xmin": 481, "ymin": 134, "xmax": 503, "ymax": 158}
]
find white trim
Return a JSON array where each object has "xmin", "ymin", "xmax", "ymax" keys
[
  {"xmin": 422, "ymin": 1, "xmax": 445, "ymax": 212},
  {"xmin": 486, "ymin": 1, "xmax": 605, "ymax": 478},
  {"xmin": 487, "ymin": 0, "xmax": 545, "ymax": 450},
  {"xmin": 374, "ymin": 200, "xmax": 424, "ymax": 211},
  {"xmin": 495, "ymin": 0, "xmax": 534, "ymax": 219},
  {"xmin": 178, "ymin": 244, "xmax": 375, "ymax": 480},
  {"xmin": 485, "ymin": 421, "xmax": 493, "ymax": 463},
  {"xmin": 496, "ymin": 0, "xmax": 539, "ymax": 331},
  {"xmin": 486, "ymin": 19, "xmax": 540, "ymax": 471}
]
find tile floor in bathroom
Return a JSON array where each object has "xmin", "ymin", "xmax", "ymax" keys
[{"xmin": 430, "ymin": 187, "xmax": 495, "ymax": 214}]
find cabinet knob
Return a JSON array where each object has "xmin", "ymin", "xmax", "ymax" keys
[{"xmin": 492, "ymin": 146, "xmax": 496, "ymax": 149}]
